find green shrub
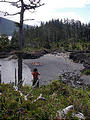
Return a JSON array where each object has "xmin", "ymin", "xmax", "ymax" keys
[
  {"xmin": 0, "ymin": 80, "xmax": 90, "ymax": 119},
  {"xmin": 83, "ymin": 69, "xmax": 90, "ymax": 75}
]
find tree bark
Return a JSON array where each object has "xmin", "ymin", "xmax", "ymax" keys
[
  {"xmin": 15, "ymin": 68, "xmax": 17, "ymax": 86},
  {"xmin": 18, "ymin": 0, "xmax": 24, "ymax": 89},
  {"xmin": 0, "ymin": 71, "xmax": 1, "ymax": 84}
]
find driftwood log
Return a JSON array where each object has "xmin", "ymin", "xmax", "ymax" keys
[{"xmin": 32, "ymin": 94, "xmax": 46, "ymax": 103}]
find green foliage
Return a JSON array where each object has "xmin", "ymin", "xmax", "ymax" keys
[
  {"xmin": 13, "ymin": 19, "xmax": 90, "ymax": 51},
  {"xmin": 0, "ymin": 34, "xmax": 11, "ymax": 52},
  {"xmin": 83, "ymin": 69, "xmax": 90, "ymax": 75},
  {"xmin": 1, "ymin": 19, "xmax": 90, "ymax": 52},
  {"xmin": 10, "ymin": 31, "xmax": 19, "ymax": 50},
  {"xmin": 0, "ymin": 80, "xmax": 90, "ymax": 120}
]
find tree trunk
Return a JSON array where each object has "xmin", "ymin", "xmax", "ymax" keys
[
  {"xmin": 18, "ymin": 53, "xmax": 22, "ymax": 88},
  {"xmin": 18, "ymin": 0, "xmax": 24, "ymax": 89},
  {"xmin": 0, "ymin": 71, "xmax": 1, "ymax": 84},
  {"xmin": 15, "ymin": 68, "xmax": 17, "ymax": 86}
]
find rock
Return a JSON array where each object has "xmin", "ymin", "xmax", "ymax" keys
[
  {"xmin": 69, "ymin": 51, "xmax": 90, "ymax": 76},
  {"xmin": 61, "ymin": 72, "xmax": 85, "ymax": 88},
  {"xmin": 76, "ymin": 81, "xmax": 83, "ymax": 85},
  {"xmin": 69, "ymin": 52, "xmax": 86, "ymax": 63}
]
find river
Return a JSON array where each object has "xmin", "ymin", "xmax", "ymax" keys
[
  {"xmin": 0, "ymin": 58, "xmax": 33, "ymax": 85},
  {"xmin": 1, "ymin": 53, "xmax": 88, "ymax": 86}
]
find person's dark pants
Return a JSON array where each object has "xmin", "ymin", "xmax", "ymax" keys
[{"xmin": 33, "ymin": 78, "xmax": 39, "ymax": 87}]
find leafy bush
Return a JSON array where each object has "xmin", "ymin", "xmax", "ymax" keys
[
  {"xmin": 0, "ymin": 80, "xmax": 90, "ymax": 120},
  {"xmin": 83, "ymin": 69, "xmax": 90, "ymax": 75}
]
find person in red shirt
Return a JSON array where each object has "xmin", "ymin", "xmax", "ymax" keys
[{"xmin": 32, "ymin": 68, "xmax": 40, "ymax": 87}]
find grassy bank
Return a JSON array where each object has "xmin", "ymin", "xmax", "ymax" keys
[{"xmin": 0, "ymin": 78, "xmax": 90, "ymax": 120}]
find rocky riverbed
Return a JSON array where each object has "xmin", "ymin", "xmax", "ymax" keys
[
  {"xmin": 69, "ymin": 51, "xmax": 90, "ymax": 72},
  {"xmin": 24, "ymin": 52, "xmax": 90, "ymax": 87},
  {"xmin": 0, "ymin": 52, "xmax": 90, "ymax": 87}
]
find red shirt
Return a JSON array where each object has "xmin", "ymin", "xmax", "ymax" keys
[{"xmin": 32, "ymin": 72, "xmax": 40, "ymax": 79}]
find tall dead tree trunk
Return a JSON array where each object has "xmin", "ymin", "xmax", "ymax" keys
[
  {"xmin": 18, "ymin": 0, "xmax": 24, "ymax": 89},
  {"xmin": 0, "ymin": 0, "xmax": 44, "ymax": 89}
]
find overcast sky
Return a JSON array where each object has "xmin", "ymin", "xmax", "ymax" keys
[{"xmin": 0, "ymin": 0, "xmax": 90, "ymax": 26}]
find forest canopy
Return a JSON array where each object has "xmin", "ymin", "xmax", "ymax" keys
[{"xmin": 0, "ymin": 18, "xmax": 90, "ymax": 52}]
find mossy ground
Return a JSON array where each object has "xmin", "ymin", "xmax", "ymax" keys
[{"xmin": 0, "ymin": 79, "xmax": 90, "ymax": 120}]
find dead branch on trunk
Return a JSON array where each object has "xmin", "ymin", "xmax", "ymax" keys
[{"xmin": 0, "ymin": 0, "xmax": 44, "ymax": 89}]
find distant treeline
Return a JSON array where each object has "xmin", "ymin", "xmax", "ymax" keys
[
  {"xmin": 22, "ymin": 19, "xmax": 90, "ymax": 51},
  {"xmin": 0, "ymin": 18, "xmax": 90, "ymax": 52}
]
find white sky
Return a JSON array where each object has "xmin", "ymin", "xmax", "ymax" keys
[{"xmin": 0, "ymin": 0, "xmax": 90, "ymax": 25}]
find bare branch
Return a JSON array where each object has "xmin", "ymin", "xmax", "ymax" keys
[
  {"xmin": 0, "ymin": 11, "xmax": 20, "ymax": 16},
  {"xmin": 0, "ymin": 0, "xmax": 20, "ymax": 4},
  {"xmin": 0, "ymin": 0, "xmax": 21, "ymax": 8},
  {"xmin": 23, "ymin": 18, "xmax": 34, "ymax": 21},
  {"xmin": 11, "ymin": 2, "xmax": 21, "ymax": 8},
  {"xmin": 8, "ymin": 12, "xmax": 20, "ymax": 16},
  {"xmin": 24, "ymin": 1, "xmax": 45, "ymax": 10},
  {"xmin": 32, "ymin": 94, "xmax": 46, "ymax": 103},
  {"xmin": 28, "ymin": 0, "xmax": 41, "ymax": 5},
  {"xmin": 0, "ymin": 0, "xmax": 45, "ymax": 12}
]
